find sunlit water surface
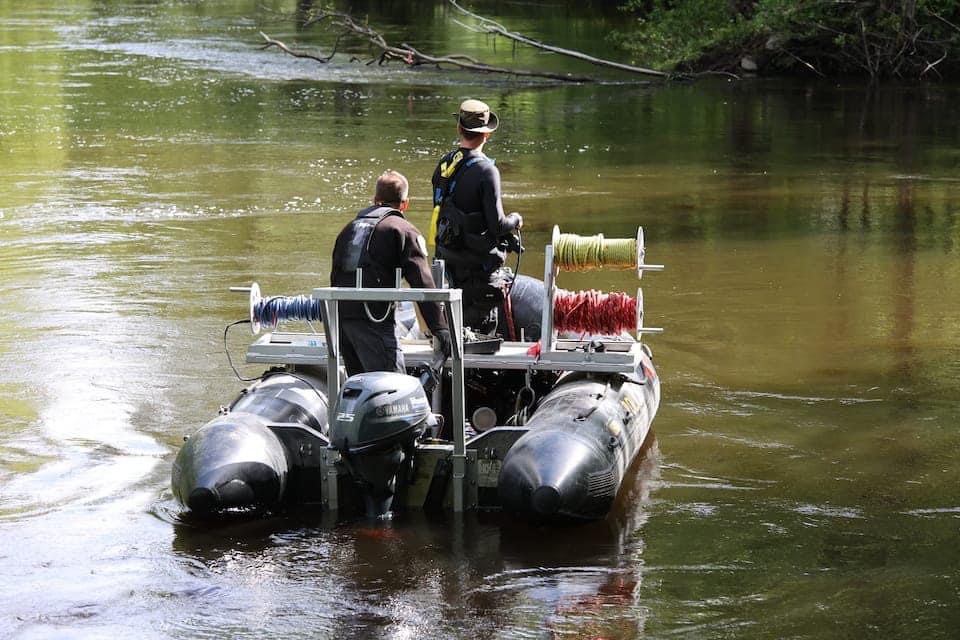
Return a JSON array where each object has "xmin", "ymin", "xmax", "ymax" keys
[{"xmin": 2, "ymin": 1, "xmax": 959, "ymax": 638}]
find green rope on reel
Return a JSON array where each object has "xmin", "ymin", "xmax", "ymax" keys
[{"xmin": 552, "ymin": 227, "xmax": 639, "ymax": 272}]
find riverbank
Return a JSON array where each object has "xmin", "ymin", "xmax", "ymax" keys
[{"xmin": 614, "ymin": 0, "xmax": 960, "ymax": 80}]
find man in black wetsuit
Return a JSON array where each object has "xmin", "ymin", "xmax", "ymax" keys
[
  {"xmin": 330, "ymin": 170, "xmax": 452, "ymax": 377},
  {"xmin": 431, "ymin": 99, "xmax": 523, "ymax": 334}
]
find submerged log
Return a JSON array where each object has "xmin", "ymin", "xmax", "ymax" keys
[
  {"xmin": 260, "ymin": 10, "xmax": 596, "ymax": 83},
  {"xmin": 447, "ymin": 0, "xmax": 670, "ymax": 79}
]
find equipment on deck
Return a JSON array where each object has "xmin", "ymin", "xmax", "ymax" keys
[{"xmin": 171, "ymin": 227, "xmax": 663, "ymax": 522}]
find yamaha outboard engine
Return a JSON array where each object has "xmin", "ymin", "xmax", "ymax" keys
[{"xmin": 330, "ymin": 372, "xmax": 434, "ymax": 517}]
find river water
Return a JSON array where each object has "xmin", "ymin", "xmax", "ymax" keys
[{"xmin": 2, "ymin": 1, "xmax": 959, "ymax": 638}]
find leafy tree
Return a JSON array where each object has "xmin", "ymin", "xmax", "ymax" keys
[{"xmin": 616, "ymin": 0, "xmax": 960, "ymax": 78}]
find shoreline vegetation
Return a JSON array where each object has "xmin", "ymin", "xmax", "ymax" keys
[
  {"xmin": 262, "ymin": 1, "xmax": 959, "ymax": 81},
  {"xmin": 614, "ymin": 0, "xmax": 960, "ymax": 79}
]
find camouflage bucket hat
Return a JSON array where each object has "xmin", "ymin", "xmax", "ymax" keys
[{"xmin": 457, "ymin": 99, "xmax": 499, "ymax": 133}]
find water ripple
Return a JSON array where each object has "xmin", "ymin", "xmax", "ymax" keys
[
  {"xmin": 902, "ymin": 507, "xmax": 960, "ymax": 518},
  {"xmin": 794, "ymin": 504, "xmax": 866, "ymax": 519}
]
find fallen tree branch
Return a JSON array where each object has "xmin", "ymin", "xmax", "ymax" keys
[
  {"xmin": 259, "ymin": 31, "xmax": 332, "ymax": 63},
  {"xmin": 397, "ymin": 42, "xmax": 595, "ymax": 81},
  {"xmin": 931, "ymin": 11, "xmax": 960, "ymax": 33},
  {"xmin": 921, "ymin": 49, "xmax": 948, "ymax": 77},
  {"xmin": 688, "ymin": 69, "xmax": 742, "ymax": 80},
  {"xmin": 780, "ymin": 47, "xmax": 825, "ymax": 77},
  {"xmin": 447, "ymin": 0, "xmax": 670, "ymax": 79},
  {"xmin": 261, "ymin": 11, "xmax": 596, "ymax": 82}
]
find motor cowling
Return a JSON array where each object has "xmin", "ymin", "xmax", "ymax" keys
[{"xmin": 330, "ymin": 372, "xmax": 434, "ymax": 516}]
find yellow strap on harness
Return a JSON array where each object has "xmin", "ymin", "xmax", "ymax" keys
[
  {"xmin": 428, "ymin": 151, "xmax": 464, "ymax": 248},
  {"xmin": 428, "ymin": 205, "xmax": 440, "ymax": 249}
]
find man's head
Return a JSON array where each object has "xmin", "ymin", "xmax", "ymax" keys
[
  {"xmin": 374, "ymin": 170, "xmax": 409, "ymax": 211},
  {"xmin": 457, "ymin": 99, "xmax": 498, "ymax": 146}
]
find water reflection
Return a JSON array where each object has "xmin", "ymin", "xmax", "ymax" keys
[
  {"xmin": 892, "ymin": 178, "xmax": 919, "ymax": 388},
  {"xmin": 165, "ymin": 440, "xmax": 658, "ymax": 638}
]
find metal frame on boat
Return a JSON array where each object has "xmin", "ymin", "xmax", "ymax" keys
[{"xmin": 173, "ymin": 228, "xmax": 664, "ymax": 520}]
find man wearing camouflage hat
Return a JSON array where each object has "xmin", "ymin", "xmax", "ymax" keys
[{"xmin": 430, "ymin": 98, "xmax": 523, "ymax": 335}]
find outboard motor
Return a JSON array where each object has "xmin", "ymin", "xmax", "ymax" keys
[{"xmin": 330, "ymin": 372, "xmax": 435, "ymax": 517}]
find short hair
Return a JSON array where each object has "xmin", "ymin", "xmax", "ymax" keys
[
  {"xmin": 374, "ymin": 170, "xmax": 409, "ymax": 206},
  {"xmin": 458, "ymin": 126, "xmax": 485, "ymax": 142}
]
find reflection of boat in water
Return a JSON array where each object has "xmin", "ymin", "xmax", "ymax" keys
[
  {"xmin": 172, "ymin": 228, "xmax": 663, "ymax": 522},
  {"xmin": 169, "ymin": 459, "xmax": 659, "ymax": 638}
]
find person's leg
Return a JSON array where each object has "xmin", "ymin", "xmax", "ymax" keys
[
  {"xmin": 463, "ymin": 302, "xmax": 497, "ymax": 335},
  {"xmin": 382, "ymin": 322, "xmax": 405, "ymax": 373},
  {"xmin": 338, "ymin": 322, "xmax": 365, "ymax": 377},
  {"xmin": 461, "ymin": 274, "xmax": 503, "ymax": 335},
  {"xmin": 341, "ymin": 319, "xmax": 405, "ymax": 374}
]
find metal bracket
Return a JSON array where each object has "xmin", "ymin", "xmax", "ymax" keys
[{"xmin": 321, "ymin": 447, "xmax": 341, "ymax": 510}]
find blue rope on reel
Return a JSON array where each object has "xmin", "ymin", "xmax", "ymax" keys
[{"xmin": 252, "ymin": 295, "xmax": 324, "ymax": 331}]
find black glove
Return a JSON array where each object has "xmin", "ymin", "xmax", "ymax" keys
[
  {"xmin": 505, "ymin": 233, "xmax": 524, "ymax": 254},
  {"xmin": 433, "ymin": 328, "xmax": 452, "ymax": 359},
  {"xmin": 419, "ymin": 366, "xmax": 440, "ymax": 395}
]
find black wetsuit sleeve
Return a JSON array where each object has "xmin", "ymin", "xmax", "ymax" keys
[
  {"xmin": 390, "ymin": 218, "xmax": 448, "ymax": 333},
  {"xmin": 329, "ymin": 227, "xmax": 347, "ymax": 286},
  {"xmin": 479, "ymin": 163, "xmax": 518, "ymax": 237}
]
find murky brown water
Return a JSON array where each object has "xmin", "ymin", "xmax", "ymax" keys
[{"xmin": 2, "ymin": 1, "xmax": 959, "ymax": 638}]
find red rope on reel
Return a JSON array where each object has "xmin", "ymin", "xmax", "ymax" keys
[{"xmin": 554, "ymin": 289, "xmax": 637, "ymax": 336}]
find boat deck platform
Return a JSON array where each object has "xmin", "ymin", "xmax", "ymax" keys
[{"xmin": 246, "ymin": 332, "xmax": 644, "ymax": 374}]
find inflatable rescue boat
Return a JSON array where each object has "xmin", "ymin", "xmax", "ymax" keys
[{"xmin": 172, "ymin": 227, "xmax": 663, "ymax": 521}]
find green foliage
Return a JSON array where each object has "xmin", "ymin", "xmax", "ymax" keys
[
  {"xmin": 616, "ymin": 0, "xmax": 960, "ymax": 78},
  {"xmin": 613, "ymin": 0, "xmax": 753, "ymax": 70}
]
